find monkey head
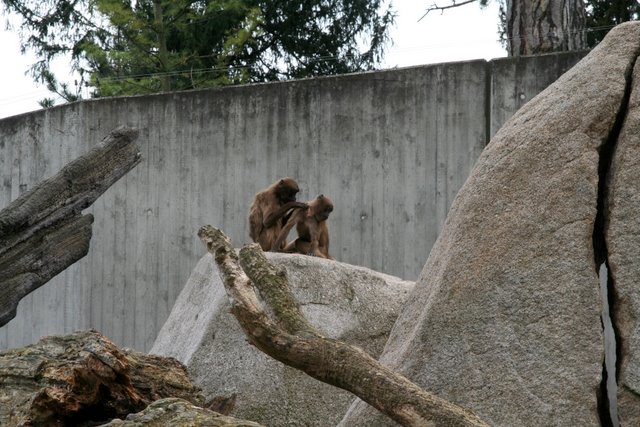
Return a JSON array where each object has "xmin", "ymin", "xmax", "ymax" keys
[
  {"xmin": 275, "ymin": 177, "xmax": 300, "ymax": 204},
  {"xmin": 309, "ymin": 194, "xmax": 333, "ymax": 222}
]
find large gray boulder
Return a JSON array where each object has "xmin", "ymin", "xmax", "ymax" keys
[
  {"xmin": 150, "ymin": 252, "xmax": 414, "ymax": 427},
  {"xmin": 606, "ymin": 58, "xmax": 640, "ymax": 424},
  {"xmin": 340, "ymin": 22, "xmax": 640, "ymax": 427}
]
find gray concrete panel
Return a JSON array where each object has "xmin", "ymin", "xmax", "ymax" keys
[
  {"xmin": 0, "ymin": 52, "xmax": 581, "ymax": 351},
  {"xmin": 489, "ymin": 50, "xmax": 588, "ymax": 138}
]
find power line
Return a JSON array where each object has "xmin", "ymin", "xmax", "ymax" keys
[
  {"xmin": 91, "ymin": 23, "xmax": 615, "ymax": 84},
  {"xmin": 0, "ymin": 89, "xmax": 51, "ymax": 106},
  {"xmin": 0, "ymin": 21, "xmax": 625, "ymax": 111}
]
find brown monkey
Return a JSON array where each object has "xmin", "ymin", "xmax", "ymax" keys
[
  {"xmin": 273, "ymin": 194, "xmax": 334, "ymax": 260},
  {"xmin": 249, "ymin": 177, "xmax": 307, "ymax": 251}
]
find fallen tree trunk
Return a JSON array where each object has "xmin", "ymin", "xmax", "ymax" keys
[
  {"xmin": 0, "ymin": 330, "xmax": 205, "ymax": 426},
  {"xmin": 0, "ymin": 126, "xmax": 141, "ymax": 326},
  {"xmin": 198, "ymin": 225, "xmax": 489, "ymax": 427}
]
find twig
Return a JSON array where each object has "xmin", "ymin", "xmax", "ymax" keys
[{"xmin": 419, "ymin": 0, "xmax": 479, "ymax": 22}]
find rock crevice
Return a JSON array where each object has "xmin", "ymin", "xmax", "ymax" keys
[
  {"xmin": 594, "ymin": 41, "xmax": 639, "ymax": 427},
  {"xmin": 604, "ymin": 43, "xmax": 640, "ymax": 426}
]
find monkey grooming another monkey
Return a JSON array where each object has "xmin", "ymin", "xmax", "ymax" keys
[
  {"xmin": 273, "ymin": 194, "xmax": 334, "ymax": 260},
  {"xmin": 249, "ymin": 177, "xmax": 307, "ymax": 251}
]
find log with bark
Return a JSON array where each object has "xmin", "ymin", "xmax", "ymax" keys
[
  {"xmin": 0, "ymin": 329, "xmax": 204, "ymax": 426},
  {"xmin": 0, "ymin": 126, "xmax": 141, "ymax": 327},
  {"xmin": 197, "ymin": 225, "xmax": 489, "ymax": 427}
]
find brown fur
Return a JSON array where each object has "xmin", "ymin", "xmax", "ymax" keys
[
  {"xmin": 248, "ymin": 177, "xmax": 306, "ymax": 251},
  {"xmin": 274, "ymin": 194, "xmax": 334, "ymax": 259}
]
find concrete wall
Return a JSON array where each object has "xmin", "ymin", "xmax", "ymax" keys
[{"xmin": 0, "ymin": 51, "xmax": 587, "ymax": 352}]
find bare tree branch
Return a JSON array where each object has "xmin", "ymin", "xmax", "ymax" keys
[
  {"xmin": 198, "ymin": 225, "xmax": 489, "ymax": 427},
  {"xmin": 419, "ymin": 0, "xmax": 479, "ymax": 21}
]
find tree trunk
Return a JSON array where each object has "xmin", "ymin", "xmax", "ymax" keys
[
  {"xmin": 198, "ymin": 225, "xmax": 489, "ymax": 427},
  {"xmin": 153, "ymin": 0, "xmax": 171, "ymax": 92},
  {"xmin": 0, "ymin": 126, "xmax": 141, "ymax": 327},
  {"xmin": 506, "ymin": 0, "xmax": 587, "ymax": 56}
]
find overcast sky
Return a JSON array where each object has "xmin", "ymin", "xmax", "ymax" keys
[{"xmin": 0, "ymin": 0, "xmax": 505, "ymax": 119}]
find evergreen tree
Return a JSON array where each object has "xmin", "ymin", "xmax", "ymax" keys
[
  {"xmin": 585, "ymin": 0, "xmax": 640, "ymax": 46},
  {"xmin": 1, "ymin": 0, "xmax": 394, "ymax": 101}
]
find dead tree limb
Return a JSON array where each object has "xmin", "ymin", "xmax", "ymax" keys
[
  {"xmin": 419, "ymin": 0, "xmax": 478, "ymax": 21},
  {"xmin": 0, "ymin": 126, "xmax": 141, "ymax": 326},
  {"xmin": 198, "ymin": 225, "xmax": 489, "ymax": 427}
]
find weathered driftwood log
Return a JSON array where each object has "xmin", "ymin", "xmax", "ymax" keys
[
  {"xmin": 0, "ymin": 126, "xmax": 141, "ymax": 327},
  {"xmin": 0, "ymin": 330, "xmax": 204, "ymax": 426},
  {"xmin": 99, "ymin": 398, "xmax": 264, "ymax": 427},
  {"xmin": 197, "ymin": 225, "xmax": 489, "ymax": 427}
]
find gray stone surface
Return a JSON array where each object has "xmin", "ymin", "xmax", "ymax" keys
[
  {"xmin": 339, "ymin": 22, "xmax": 640, "ymax": 427},
  {"xmin": 606, "ymin": 58, "xmax": 640, "ymax": 425},
  {"xmin": 489, "ymin": 50, "xmax": 588, "ymax": 138},
  {"xmin": 150, "ymin": 252, "xmax": 414, "ymax": 427},
  {"xmin": 100, "ymin": 398, "xmax": 265, "ymax": 427}
]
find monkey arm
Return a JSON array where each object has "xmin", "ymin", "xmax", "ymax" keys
[
  {"xmin": 282, "ymin": 240, "xmax": 298, "ymax": 253},
  {"xmin": 248, "ymin": 206, "xmax": 263, "ymax": 241},
  {"xmin": 318, "ymin": 226, "xmax": 333, "ymax": 260},
  {"xmin": 264, "ymin": 202, "xmax": 307, "ymax": 228},
  {"xmin": 271, "ymin": 212, "xmax": 301, "ymax": 251},
  {"xmin": 282, "ymin": 207, "xmax": 297, "ymax": 224},
  {"xmin": 307, "ymin": 228, "xmax": 320, "ymax": 257}
]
